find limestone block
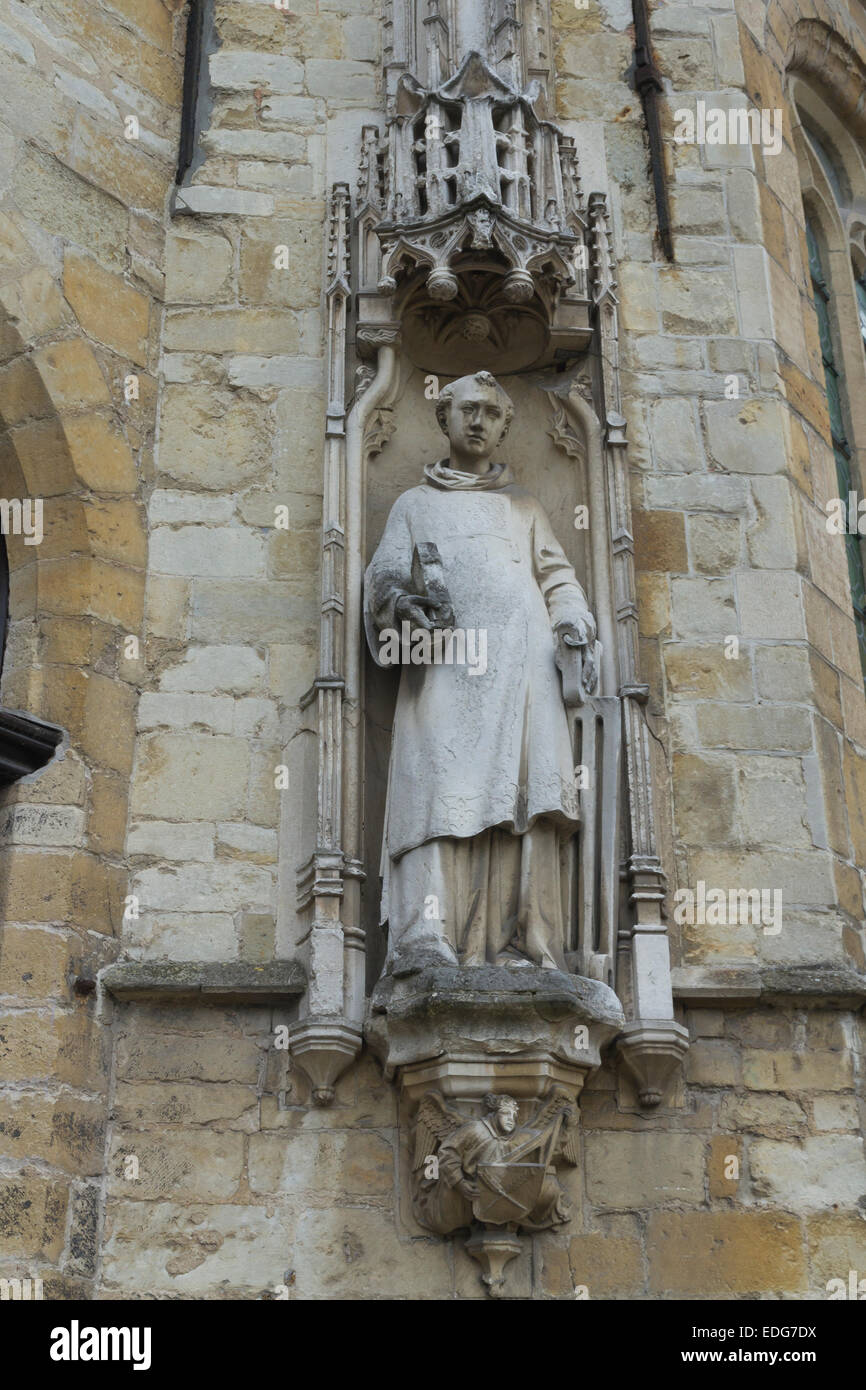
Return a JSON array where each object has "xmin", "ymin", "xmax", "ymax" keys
[
  {"xmin": 134, "ymin": 860, "xmax": 274, "ymax": 913},
  {"xmin": 670, "ymin": 184, "xmax": 727, "ymax": 237},
  {"xmin": 217, "ymin": 822, "xmax": 277, "ymax": 862},
  {"xmin": 0, "ymin": 1093, "xmax": 105, "ymax": 1175},
  {"xmin": 650, "ymin": 397, "xmax": 704, "ymax": 472},
  {"xmin": 164, "ymin": 308, "xmax": 298, "ymax": 355},
  {"xmin": 737, "ymin": 570, "xmax": 805, "ymax": 638},
  {"xmin": 704, "ymin": 397, "xmax": 788, "ymax": 475},
  {"xmin": 127, "ymin": 820, "xmax": 215, "ymax": 860},
  {"xmin": 159, "ymin": 645, "xmax": 266, "ymax": 694},
  {"xmin": 689, "ymin": 514, "xmax": 742, "ymax": 573},
  {"xmin": 0, "ymin": 803, "xmax": 84, "ymax": 847},
  {"xmin": 122, "ymin": 912, "xmax": 236, "ymax": 963},
  {"xmin": 658, "ymin": 266, "xmax": 737, "ymax": 334},
  {"xmin": 12, "ymin": 147, "xmax": 126, "ymax": 270},
  {"xmin": 719, "ymin": 1093, "xmax": 807, "ymax": 1137},
  {"xmin": 805, "ymin": 1213, "xmax": 866, "ymax": 1297},
  {"xmin": 733, "ymin": 245, "xmax": 773, "ymax": 338},
  {"xmin": 0, "ymin": 1010, "xmax": 59, "ymax": 1081},
  {"xmin": 259, "ymin": 96, "xmax": 324, "ymax": 128},
  {"xmin": 684, "ymin": 1039, "xmax": 739, "ymax": 1085},
  {"xmin": 671, "ymin": 576, "xmax": 736, "ymax": 635},
  {"xmin": 112, "ymin": 1082, "xmax": 257, "ymax": 1129},
  {"xmin": 688, "ymin": 849, "xmax": 834, "ymax": 908},
  {"xmin": 0, "ymin": 925, "xmax": 71, "ymax": 1001},
  {"xmin": 164, "ymin": 228, "xmax": 233, "ymax": 304},
  {"xmin": 304, "ymin": 59, "xmax": 378, "ymax": 103},
  {"xmin": 644, "ymin": 473, "xmax": 748, "ymax": 513},
  {"xmin": 540, "ymin": 1229, "xmax": 643, "ymax": 1298},
  {"xmin": 100, "ymin": 1202, "xmax": 294, "ymax": 1296},
  {"xmin": 151, "ymin": 525, "xmax": 266, "ymax": 578},
  {"xmin": 63, "ymin": 254, "xmax": 150, "ymax": 366},
  {"xmin": 209, "ymin": 50, "xmax": 304, "ymax": 93},
  {"xmin": 736, "ymin": 754, "xmax": 812, "ymax": 847},
  {"xmin": 812, "ymin": 1096, "xmax": 860, "ymax": 1132},
  {"xmin": 191, "ymin": 580, "xmax": 317, "ymax": 644},
  {"xmin": 248, "ymin": 1129, "xmax": 392, "ymax": 1196},
  {"xmin": 708, "ymin": 1134, "xmax": 743, "ymax": 1199},
  {"xmin": 115, "ymin": 1031, "xmax": 261, "ymax": 1085},
  {"xmin": 753, "ymin": 644, "xmax": 812, "ymax": 703},
  {"xmin": 748, "ymin": 1135, "xmax": 866, "ymax": 1210},
  {"xmin": 157, "ymin": 384, "xmax": 273, "ymax": 490},
  {"xmin": 584, "ymin": 1132, "xmax": 705, "ymax": 1207},
  {"xmin": 0, "ymin": 1172, "xmax": 68, "ymax": 1260},
  {"xmin": 205, "ymin": 129, "xmax": 306, "ymax": 162},
  {"xmin": 63, "ymin": 416, "xmax": 139, "ymax": 493},
  {"xmin": 145, "ymin": 575, "xmax": 189, "ymax": 640},
  {"xmin": 239, "ymin": 221, "xmax": 321, "ymax": 309},
  {"xmin": 130, "ymin": 733, "xmax": 250, "ymax": 819},
  {"xmin": 107, "ymin": 1128, "xmax": 244, "ymax": 1201},
  {"xmin": 618, "ymin": 262, "xmax": 659, "ymax": 332},
  {"xmin": 673, "ymin": 751, "xmax": 737, "ymax": 841},
  {"xmin": 32, "ymin": 339, "xmax": 111, "ymax": 411},
  {"xmin": 742, "ymin": 1049, "xmax": 855, "ymax": 1092},
  {"xmin": 291, "ymin": 1207, "xmax": 451, "ymax": 1299},
  {"xmin": 149, "ymin": 492, "xmax": 234, "ymax": 525},
  {"xmin": 648, "ymin": 1212, "xmax": 805, "ymax": 1294}
]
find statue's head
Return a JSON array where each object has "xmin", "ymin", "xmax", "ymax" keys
[
  {"xmin": 435, "ymin": 371, "xmax": 514, "ymax": 463},
  {"xmin": 484, "ymin": 1093, "xmax": 519, "ymax": 1135}
]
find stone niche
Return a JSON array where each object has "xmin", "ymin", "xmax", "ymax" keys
[{"xmin": 362, "ymin": 366, "xmax": 595, "ymax": 987}]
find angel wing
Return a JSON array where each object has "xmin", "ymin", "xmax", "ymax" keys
[
  {"xmin": 531, "ymin": 1088, "xmax": 574, "ymax": 1133},
  {"xmin": 412, "ymin": 1091, "xmax": 464, "ymax": 1171},
  {"xmin": 529, "ymin": 1089, "xmax": 579, "ymax": 1165}
]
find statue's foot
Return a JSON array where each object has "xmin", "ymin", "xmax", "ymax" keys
[{"xmin": 388, "ymin": 940, "xmax": 459, "ymax": 977}]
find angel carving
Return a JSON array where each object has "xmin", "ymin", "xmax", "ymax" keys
[{"xmin": 411, "ymin": 1090, "xmax": 579, "ymax": 1235}]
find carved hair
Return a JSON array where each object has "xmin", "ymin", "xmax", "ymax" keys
[
  {"xmin": 435, "ymin": 371, "xmax": 514, "ymax": 440},
  {"xmin": 483, "ymin": 1092, "xmax": 519, "ymax": 1115}
]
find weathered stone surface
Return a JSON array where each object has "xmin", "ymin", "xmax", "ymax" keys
[
  {"xmin": 584, "ymin": 1133, "xmax": 704, "ymax": 1207},
  {"xmin": 748, "ymin": 1135, "xmax": 866, "ymax": 1210}
]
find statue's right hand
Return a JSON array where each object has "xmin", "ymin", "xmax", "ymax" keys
[{"xmin": 395, "ymin": 593, "xmax": 436, "ymax": 631}]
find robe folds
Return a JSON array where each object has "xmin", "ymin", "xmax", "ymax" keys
[{"xmin": 364, "ymin": 460, "xmax": 594, "ymax": 936}]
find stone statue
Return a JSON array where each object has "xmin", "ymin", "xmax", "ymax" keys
[
  {"xmin": 411, "ymin": 1089, "xmax": 579, "ymax": 1235},
  {"xmin": 365, "ymin": 371, "xmax": 599, "ymax": 974}
]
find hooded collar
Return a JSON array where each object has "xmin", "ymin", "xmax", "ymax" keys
[{"xmin": 423, "ymin": 458, "xmax": 511, "ymax": 491}]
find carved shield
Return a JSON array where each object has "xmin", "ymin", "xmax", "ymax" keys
[{"xmin": 472, "ymin": 1163, "xmax": 547, "ymax": 1225}]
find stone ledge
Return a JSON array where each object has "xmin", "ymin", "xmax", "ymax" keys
[
  {"xmin": 171, "ymin": 185, "xmax": 276, "ymax": 218},
  {"xmin": 101, "ymin": 959, "xmax": 306, "ymax": 1004},
  {"xmin": 673, "ymin": 964, "xmax": 866, "ymax": 1009}
]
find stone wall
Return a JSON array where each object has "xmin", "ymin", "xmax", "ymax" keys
[
  {"xmin": 0, "ymin": 0, "xmax": 184, "ymax": 1297},
  {"xmin": 97, "ymin": 998, "xmax": 866, "ymax": 1298}
]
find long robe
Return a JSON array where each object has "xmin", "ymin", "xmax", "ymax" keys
[{"xmin": 365, "ymin": 460, "xmax": 593, "ymax": 951}]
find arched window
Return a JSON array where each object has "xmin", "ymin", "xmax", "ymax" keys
[
  {"xmin": 791, "ymin": 82, "xmax": 866, "ymax": 687},
  {"xmin": 805, "ymin": 215, "xmax": 866, "ymax": 678}
]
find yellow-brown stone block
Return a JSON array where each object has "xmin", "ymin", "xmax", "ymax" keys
[
  {"xmin": 63, "ymin": 415, "xmax": 139, "ymax": 493},
  {"xmin": 64, "ymin": 255, "xmax": 151, "ymax": 367},
  {"xmin": 648, "ymin": 1211, "xmax": 805, "ymax": 1295}
]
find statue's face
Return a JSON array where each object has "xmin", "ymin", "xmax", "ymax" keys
[
  {"xmin": 496, "ymin": 1102, "xmax": 519, "ymax": 1134},
  {"xmin": 443, "ymin": 379, "xmax": 507, "ymax": 460}
]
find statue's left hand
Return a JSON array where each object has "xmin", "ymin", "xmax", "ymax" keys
[{"xmin": 555, "ymin": 613, "xmax": 596, "ymax": 649}]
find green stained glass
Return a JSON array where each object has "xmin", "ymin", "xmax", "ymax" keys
[
  {"xmin": 857, "ymin": 273, "xmax": 866, "ymax": 351},
  {"xmin": 806, "ymin": 217, "xmax": 866, "ymax": 684}
]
